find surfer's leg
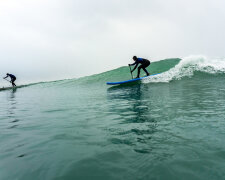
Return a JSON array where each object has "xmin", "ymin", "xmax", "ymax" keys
[
  {"xmin": 143, "ymin": 61, "xmax": 150, "ymax": 76},
  {"xmin": 12, "ymin": 78, "xmax": 16, "ymax": 87},
  {"xmin": 136, "ymin": 66, "xmax": 142, "ymax": 78},
  {"xmin": 143, "ymin": 68, "xmax": 150, "ymax": 76}
]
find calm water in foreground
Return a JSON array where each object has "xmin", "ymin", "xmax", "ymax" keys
[{"xmin": 1, "ymin": 57, "xmax": 225, "ymax": 180}]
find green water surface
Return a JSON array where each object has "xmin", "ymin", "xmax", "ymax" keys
[{"xmin": 1, "ymin": 59, "xmax": 225, "ymax": 180}]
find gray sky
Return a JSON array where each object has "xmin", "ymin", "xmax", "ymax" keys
[{"xmin": 0, "ymin": 0, "xmax": 225, "ymax": 85}]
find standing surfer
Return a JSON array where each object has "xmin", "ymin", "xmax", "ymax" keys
[
  {"xmin": 3, "ymin": 73, "xmax": 16, "ymax": 87},
  {"xmin": 129, "ymin": 56, "xmax": 150, "ymax": 78}
]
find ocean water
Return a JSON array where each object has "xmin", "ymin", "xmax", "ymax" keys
[{"xmin": 1, "ymin": 56, "xmax": 225, "ymax": 180}]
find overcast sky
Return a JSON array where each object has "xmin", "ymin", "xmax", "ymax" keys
[{"xmin": 0, "ymin": 0, "xmax": 225, "ymax": 85}]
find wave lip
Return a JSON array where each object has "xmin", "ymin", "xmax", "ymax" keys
[{"xmin": 143, "ymin": 55, "xmax": 225, "ymax": 83}]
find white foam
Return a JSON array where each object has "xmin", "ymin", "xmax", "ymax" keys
[{"xmin": 143, "ymin": 55, "xmax": 225, "ymax": 83}]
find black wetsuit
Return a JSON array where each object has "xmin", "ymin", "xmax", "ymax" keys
[
  {"xmin": 5, "ymin": 74, "xmax": 16, "ymax": 87},
  {"xmin": 130, "ymin": 58, "xmax": 150, "ymax": 78}
]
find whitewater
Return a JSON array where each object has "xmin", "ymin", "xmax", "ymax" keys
[{"xmin": 1, "ymin": 55, "xmax": 225, "ymax": 180}]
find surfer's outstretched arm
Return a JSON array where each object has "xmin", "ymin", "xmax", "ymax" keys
[
  {"xmin": 129, "ymin": 61, "xmax": 139, "ymax": 72},
  {"xmin": 3, "ymin": 75, "xmax": 8, "ymax": 79},
  {"xmin": 129, "ymin": 61, "xmax": 136, "ymax": 66},
  {"xmin": 131, "ymin": 64, "xmax": 138, "ymax": 72}
]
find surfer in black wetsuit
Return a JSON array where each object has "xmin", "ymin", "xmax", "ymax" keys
[
  {"xmin": 3, "ymin": 73, "xmax": 16, "ymax": 87},
  {"xmin": 129, "ymin": 56, "xmax": 150, "ymax": 78}
]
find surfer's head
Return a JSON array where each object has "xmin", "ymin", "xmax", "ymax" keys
[
  {"xmin": 6, "ymin": 73, "xmax": 9, "ymax": 75},
  {"xmin": 133, "ymin": 56, "xmax": 137, "ymax": 61}
]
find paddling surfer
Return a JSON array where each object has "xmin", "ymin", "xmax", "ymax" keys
[
  {"xmin": 129, "ymin": 56, "xmax": 150, "ymax": 78},
  {"xmin": 3, "ymin": 73, "xmax": 16, "ymax": 87}
]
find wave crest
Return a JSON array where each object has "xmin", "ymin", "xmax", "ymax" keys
[{"xmin": 144, "ymin": 55, "xmax": 225, "ymax": 83}]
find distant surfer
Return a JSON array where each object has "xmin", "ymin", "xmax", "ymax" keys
[
  {"xmin": 129, "ymin": 56, "xmax": 150, "ymax": 78},
  {"xmin": 3, "ymin": 73, "xmax": 16, "ymax": 87}
]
